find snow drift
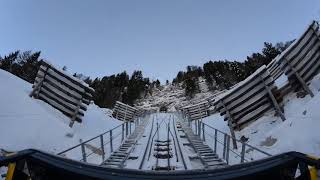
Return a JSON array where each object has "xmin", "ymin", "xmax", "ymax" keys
[{"xmin": 0, "ymin": 69, "xmax": 121, "ymax": 154}]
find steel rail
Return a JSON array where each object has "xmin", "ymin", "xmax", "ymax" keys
[
  {"xmin": 138, "ymin": 117, "xmax": 154, "ymax": 169},
  {"xmin": 172, "ymin": 115, "xmax": 187, "ymax": 170}
]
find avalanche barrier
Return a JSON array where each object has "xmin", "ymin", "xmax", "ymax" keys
[{"xmin": 0, "ymin": 149, "xmax": 319, "ymax": 180}]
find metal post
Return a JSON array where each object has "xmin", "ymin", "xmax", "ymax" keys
[
  {"xmin": 214, "ymin": 129, "xmax": 217, "ymax": 154},
  {"xmin": 124, "ymin": 106, "xmax": 128, "ymax": 121},
  {"xmin": 80, "ymin": 139, "xmax": 87, "ymax": 162},
  {"xmin": 122, "ymin": 123, "xmax": 124, "ymax": 142},
  {"xmin": 226, "ymin": 135, "xmax": 230, "ymax": 164},
  {"xmin": 129, "ymin": 121, "xmax": 132, "ymax": 134},
  {"xmin": 240, "ymin": 142, "xmax": 246, "ymax": 163},
  {"xmin": 220, "ymin": 100, "xmax": 238, "ymax": 149},
  {"xmin": 194, "ymin": 120, "xmax": 197, "ymax": 135},
  {"xmin": 126, "ymin": 121, "xmax": 128, "ymax": 136},
  {"xmin": 223, "ymin": 134, "xmax": 227, "ymax": 159},
  {"xmin": 100, "ymin": 135, "xmax": 105, "ymax": 161},
  {"xmin": 198, "ymin": 120, "xmax": 201, "ymax": 136},
  {"xmin": 202, "ymin": 123, "xmax": 205, "ymax": 141},
  {"xmin": 110, "ymin": 130, "xmax": 113, "ymax": 152}
]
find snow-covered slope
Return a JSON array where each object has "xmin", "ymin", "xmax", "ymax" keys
[
  {"xmin": 135, "ymin": 77, "xmax": 216, "ymax": 111},
  {"xmin": 0, "ymin": 69, "xmax": 121, "ymax": 154},
  {"xmin": 203, "ymin": 74, "xmax": 320, "ymax": 157}
]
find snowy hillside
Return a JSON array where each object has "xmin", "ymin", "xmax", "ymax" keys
[
  {"xmin": 135, "ymin": 77, "xmax": 216, "ymax": 111},
  {"xmin": 0, "ymin": 69, "xmax": 121, "ymax": 154},
  {"xmin": 202, "ymin": 74, "xmax": 320, "ymax": 157}
]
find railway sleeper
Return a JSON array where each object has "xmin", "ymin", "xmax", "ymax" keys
[
  {"xmin": 153, "ymin": 153, "xmax": 173, "ymax": 159},
  {"xmin": 154, "ymin": 147, "xmax": 172, "ymax": 151},
  {"xmin": 155, "ymin": 143, "xmax": 171, "ymax": 146},
  {"xmin": 155, "ymin": 140, "xmax": 171, "ymax": 143},
  {"xmin": 152, "ymin": 166, "xmax": 175, "ymax": 171}
]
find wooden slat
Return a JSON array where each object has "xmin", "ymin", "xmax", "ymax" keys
[
  {"xmin": 213, "ymin": 66, "xmax": 283, "ymax": 130},
  {"xmin": 36, "ymin": 72, "xmax": 90, "ymax": 105},
  {"xmin": 221, "ymin": 82, "xmax": 274, "ymax": 115},
  {"xmin": 41, "ymin": 61, "xmax": 94, "ymax": 94},
  {"xmin": 303, "ymin": 55, "xmax": 320, "ymax": 82},
  {"xmin": 214, "ymin": 70, "xmax": 271, "ymax": 110},
  {"xmin": 38, "ymin": 89, "xmax": 84, "ymax": 116},
  {"xmin": 288, "ymin": 47, "xmax": 320, "ymax": 78},
  {"xmin": 235, "ymin": 105, "xmax": 273, "ymax": 128},
  {"xmin": 228, "ymin": 97, "xmax": 270, "ymax": 122},
  {"xmin": 39, "ymin": 66, "xmax": 93, "ymax": 100},
  {"xmin": 41, "ymin": 81, "xmax": 87, "ymax": 110},
  {"xmin": 31, "ymin": 61, "xmax": 95, "ymax": 124},
  {"xmin": 285, "ymin": 38, "xmax": 320, "ymax": 77},
  {"xmin": 38, "ymin": 93, "xmax": 82, "ymax": 122},
  {"xmin": 40, "ymin": 84, "xmax": 86, "ymax": 112}
]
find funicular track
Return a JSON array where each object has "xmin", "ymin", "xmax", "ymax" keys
[{"xmin": 138, "ymin": 114, "xmax": 188, "ymax": 171}]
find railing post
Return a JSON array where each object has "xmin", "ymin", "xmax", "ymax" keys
[
  {"xmin": 202, "ymin": 123, "xmax": 205, "ymax": 141},
  {"xmin": 226, "ymin": 135, "xmax": 230, "ymax": 164},
  {"xmin": 129, "ymin": 121, "xmax": 132, "ymax": 134},
  {"xmin": 122, "ymin": 123, "xmax": 124, "ymax": 142},
  {"xmin": 110, "ymin": 130, "xmax": 113, "ymax": 152},
  {"xmin": 100, "ymin": 135, "xmax": 105, "ymax": 161},
  {"xmin": 126, "ymin": 121, "xmax": 129, "ymax": 137},
  {"xmin": 194, "ymin": 120, "xmax": 197, "ymax": 135},
  {"xmin": 223, "ymin": 134, "xmax": 227, "ymax": 159},
  {"xmin": 240, "ymin": 142, "xmax": 246, "ymax": 163},
  {"xmin": 214, "ymin": 129, "xmax": 217, "ymax": 154},
  {"xmin": 80, "ymin": 139, "xmax": 87, "ymax": 162},
  {"xmin": 198, "ymin": 120, "xmax": 201, "ymax": 136}
]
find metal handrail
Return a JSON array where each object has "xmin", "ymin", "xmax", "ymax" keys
[
  {"xmin": 58, "ymin": 123, "xmax": 124, "ymax": 155},
  {"xmin": 203, "ymin": 131, "xmax": 249, "ymax": 162},
  {"xmin": 85, "ymin": 131, "xmax": 123, "ymax": 160},
  {"xmin": 203, "ymin": 123, "xmax": 271, "ymax": 157}
]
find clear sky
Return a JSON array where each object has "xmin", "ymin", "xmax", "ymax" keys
[{"xmin": 0, "ymin": 0, "xmax": 319, "ymax": 82}]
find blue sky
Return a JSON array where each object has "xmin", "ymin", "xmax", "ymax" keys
[{"xmin": 0, "ymin": 0, "xmax": 319, "ymax": 82}]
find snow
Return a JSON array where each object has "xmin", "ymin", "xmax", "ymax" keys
[
  {"xmin": 0, "ymin": 69, "xmax": 121, "ymax": 155},
  {"xmin": 274, "ymin": 74, "xmax": 288, "ymax": 88},
  {"xmin": 203, "ymin": 74, "xmax": 320, "ymax": 158}
]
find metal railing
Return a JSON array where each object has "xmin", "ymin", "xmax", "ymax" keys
[
  {"xmin": 57, "ymin": 117, "xmax": 143, "ymax": 164},
  {"xmin": 184, "ymin": 115, "xmax": 271, "ymax": 165}
]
